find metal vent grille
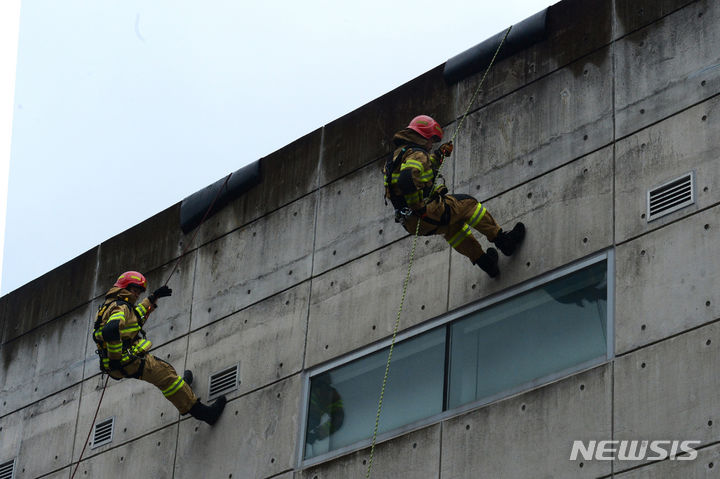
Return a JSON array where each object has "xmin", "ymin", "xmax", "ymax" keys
[
  {"xmin": 91, "ymin": 417, "xmax": 115, "ymax": 449},
  {"xmin": 208, "ymin": 363, "xmax": 240, "ymax": 400},
  {"xmin": 647, "ymin": 171, "xmax": 695, "ymax": 221},
  {"xmin": 0, "ymin": 459, "xmax": 15, "ymax": 479}
]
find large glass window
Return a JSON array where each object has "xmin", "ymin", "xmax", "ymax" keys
[
  {"xmin": 447, "ymin": 260, "xmax": 607, "ymax": 409},
  {"xmin": 304, "ymin": 328, "xmax": 445, "ymax": 459},
  {"xmin": 303, "ymin": 256, "xmax": 611, "ymax": 463}
]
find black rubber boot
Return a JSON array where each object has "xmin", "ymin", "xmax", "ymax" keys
[
  {"xmin": 183, "ymin": 370, "xmax": 194, "ymax": 386},
  {"xmin": 492, "ymin": 222, "xmax": 526, "ymax": 256},
  {"xmin": 189, "ymin": 395, "xmax": 227, "ymax": 426},
  {"xmin": 475, "ymin": 248, "xmax": 499, "ymax": 278}
]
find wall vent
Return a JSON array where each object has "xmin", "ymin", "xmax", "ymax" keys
[
  {"xmin": 0, "ymin": 459, "xmax": 15, "ymax": 479},
  {"xmin": 91, "ymin": 417, "xmax": 115, "ymax": 449},
  {"xmin": 647, "ymin": 171, "xmax": 695, "ymax": 222},
  {"xmin": 208, "ymin": 363, "xmax": 240, "ymax": 400}
]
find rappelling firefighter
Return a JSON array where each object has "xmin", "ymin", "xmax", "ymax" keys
[
  {"xmin": 93, "ymin": 271, "xmax": 226, "ymax": 425},
  {"xmin": 384, "ymin": 115, "xmax": 525, "ymax": 277}
]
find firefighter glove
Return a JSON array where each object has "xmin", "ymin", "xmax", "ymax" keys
[
  {"xmin": 108, "ymin": 359, "xmax": 122, "ymax": 371},
  {"xmin": 438, "ymin": 142, "xmax": 453, "ymax": 157},
  {"xmin": 436, "ymin": 185, "xmax": 448, "ymax": 196},
  {"xmin": 149, "ymin": 285, "xmax": 172, "ymax": 303}
]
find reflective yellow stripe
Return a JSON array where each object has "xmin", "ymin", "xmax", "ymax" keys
[
  {"xmin": 135, "ymin": 303, "xmax": 147, "ymax": 317},
  {"xmin": 132, "ymin": 339, "xmax": 151, "ymax": 354},
  {"xmin": 448, "ymin": 224, "xmax": 472, "ymax": 248},
  {"xmin": 109, "ymin": 312, "xmax": 124, "ymax": 321},
  {"xmin": 404, "ymin": 191, "xmax": 421, "ymax": 204},
  {"xmin": 162, "ymin": 378, "xmax": 185, "ymax": 397},
  {"xmin": 121, "ymin": 325, "xmax": 141, "ymax": 334},
  {"xmin": 467, "ymin": 203, "xmax": 487, "ymax": 228},
  {"xmin": 400, "ymin": 160, "xmax": 423, "ymax": 171}
]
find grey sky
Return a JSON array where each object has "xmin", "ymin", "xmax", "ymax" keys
[{"xmin": 2, "ymin": 0, "xmax": 551, "ymax": 294}]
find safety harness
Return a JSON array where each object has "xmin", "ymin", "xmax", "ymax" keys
[
  {"xmin": 384, "ymin": 145, "xmax": 450, "ymax": 230},
  {"xmin": 92, "ymin": 299, "xmax": 147, "ymax": 380}
]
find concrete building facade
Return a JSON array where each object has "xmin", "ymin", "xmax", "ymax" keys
[{"xmin": 1, "ymin": 0, "xmax": 719, "ymax": 477}]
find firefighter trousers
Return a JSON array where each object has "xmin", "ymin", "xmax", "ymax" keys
[
  {"xmin": 109, "ymin": 353, "xmax": 198, "ymax": 414},
  {"xmin": 402, "ymin": 193, "xmax": 500, "ymax": 264}
]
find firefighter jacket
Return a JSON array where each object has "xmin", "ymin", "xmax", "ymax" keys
[
  {"xmin": 93, "ymin": 287, "xmax": 155, "ymax": 373},
  {"xmin": 307, "ymin": 378, "xmax": 344, "ymax": 443},
  {"xmin": 384, "ymin": 128, "xmax": 445, "ymax": 213}
]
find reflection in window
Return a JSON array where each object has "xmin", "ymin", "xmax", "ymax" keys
[
  {"xmin": 303, "ymin": 257, "xmax": 610, "ymax": 462},
  {"xmin": 448, "ymin": 261, "xmax": 607, "ymax": 409},
  {"xmin": 304, "ymin": 328, "xmax": 445, "ymax": 459}
]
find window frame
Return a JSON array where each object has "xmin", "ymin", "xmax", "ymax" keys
[{"xmin": 298, "ymin": 250, "xmax": 614, "ymax": 467}]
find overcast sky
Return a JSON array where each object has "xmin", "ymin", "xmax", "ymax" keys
[{"xmin": 0, "ymin": 0, "xmax": 551, "ymax": 295}]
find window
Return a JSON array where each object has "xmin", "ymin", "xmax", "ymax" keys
[
  {"xmin": 447, "ymin": 259, "xmax": 608, "ymax": 409},
  {"xmin": 302, "ymin": 253, "xmax": 612, "ymax": 464},
  {"xmin": 304, "ymin": 328, "xmax": 445, "ymax": 459}
]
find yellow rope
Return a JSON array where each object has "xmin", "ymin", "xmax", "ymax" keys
[{"xmin": 365, "ymin": 24, "xmax": 512, "ymax": 478}]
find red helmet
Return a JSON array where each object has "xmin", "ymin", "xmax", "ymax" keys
[
  {"xmin": 407, "ymin": 115, "xmax": 443, "ymax": 141},
  {"xmin": 114, "ymin": 271, "xmax": 147, "ymax": 291}
]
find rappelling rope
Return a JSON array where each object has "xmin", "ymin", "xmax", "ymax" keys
[
  {"xmin": 70, "ymin": 172, "xmax": 233, "ymax": 478},
  {"xmin": 365, "ymin": 25, "xmax": 512, "ymax": 479}
]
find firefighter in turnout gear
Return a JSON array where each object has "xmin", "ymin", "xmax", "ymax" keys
[
  {"xmin": 93, "ymin": 271, "xmax": 226, "ymax": 425},
  {"xmin": 306, "ymin": 373, "xmax": 345, "ymax": 446},
  {"xmin": 384, "ymin": 115, "xmax": 525, "ymax": 277}
]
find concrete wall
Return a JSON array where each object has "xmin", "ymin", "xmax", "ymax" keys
[{"xmin": 2, "ymin": 0, "xmax": 719, "ymax": 477}]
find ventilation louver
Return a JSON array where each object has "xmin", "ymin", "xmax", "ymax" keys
[
  {"xmin": 647, "ymin": 171, "xmax": 695, "ymax": 222},
  {"xmin": 208, "ymin": 363, "xmax": 240, "ymax": 400},
  {"xmin": 91, "ymin": 417, "xmax": 115, "ymax": 449},
  {"xmin": 0, "ymin": 459, "xmax": 15, "ymax": 479}
]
